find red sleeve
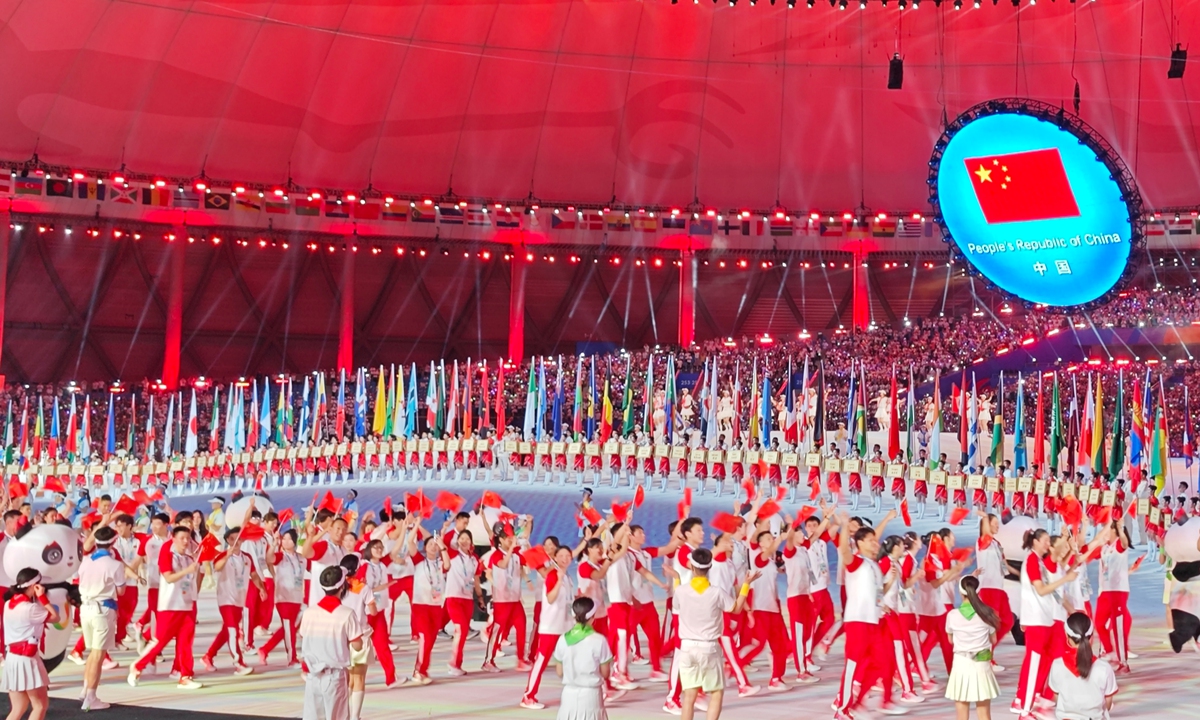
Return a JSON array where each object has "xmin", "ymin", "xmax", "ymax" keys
[
  {"xmin": 310, "ymin": 540, "xmax": 328, "ymax": 562},
  {"xmin": 924, "ymin": 562, "xmax": 938, "ymax": 583},
  {"xmin": 845, "ymin": 555, "xmax": 864, "ymax": 573},
  {"xmin": 475, "ymin": 559, "xmax": 485, "ymax": 577},
  {"xmin": 1043, "ymin": 557, "xmax": 1058, "ymax": 573},
  {"xmin": 1025, "ymin": 554, "xmax": 1042, "ymax": 583},
  {"xmin": 633, "ymin": 557, "xmax": 644, "ymax": 573},
  {"xmin": 579, "ymin": 563, "xmax": 596, "ymax": 579},
  {"xmin": 138, "ymin": 535, "xmax": 151, "ymax": 556},
  {"xmin": 713, "ymin": 552, "xmax": 728, "ymax": 563},
  {"xmin": 157, "ymin": 543, "xmax": 175, "ymax": 575},
  {"xmin": 879, "ymin": 556, "xmax": 891, "ymax": 574},
  {"xmin": 902, "ymin": 554, "xmax": 915, "ymax": 579},
  {"xmin": 545, "ymin": 571, "xmax": 560, "ymax": 593},
  {"xmin": 442, "ymin": 531, "xmax": 456, "ymax": 547},
  {"xmin": 753, "ymin": 553, "xmax": 770, "ymax": 568},
  {"xmin": 273, "ymin": 551, "xmax": 283, "ymax": 565},
  {"xmin": 829, "ymin": 533, "xmax": 841, "ymax": 547},
  {"xmin": 782, "ymin": 546, "xmax": 796, "ymax": 559},
  {"xmin": 446, "ymin": 548, "xmax": 460, "ymax": 561},
  {"xmin": 978, "ymin": 536, "xmax": 994, "ymax": 550},
  {"xmin": 677, "ymin": 545, "xmax": 692, "ymax": 569},
  {"xmin": 645, "ymin": 547, "xmax": 660, "ymax": 559},
  {"xmin": 1115, "ymin": 539, "xmax": 1128, "ymax": 553}
]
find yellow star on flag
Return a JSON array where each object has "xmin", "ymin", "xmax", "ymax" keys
[{"xmin": 974, "ymin": 165, "xmax": 993, "ymax": 183}]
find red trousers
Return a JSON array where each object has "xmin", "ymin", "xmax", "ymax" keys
[
  {"xmin": 115, "ymin": 586, "xmax": 137, "ymax": 645},
  {"xmin": 523, "ymin": 633, "xmax": 560, "ymax": 701},
  {"xmin": 245, "ymin": 578, "xmax": 275, "ymax": 640},
  {"xmin": 607, "ymin": 601, "xmax": 633, "ymax": 678},
  {"xmin": 633, "ymin": 601, "xmax": 663, "ymax": 673},
  {"xmin": 261, "ymin": 602, "xmax": 301, "ymax": 664},
  {"xmin": 368, "ymin": 612, "xmax": 397, "ymax": 685},
  {"xmin": 836, "ymin": 621, "xmax": 895, "ymax": 711},
  {"xmin": 486, "ymin": 601, "xmax": 528, "ymax": 664},
  {"xmin": 205, "ymin": 605, "xmax": 246, "ymax": 666},
  {"xmin": 445, "ymin": 597, "xmax": 474, "ymax": 670},
  {"xmin": 527, "ymin": 601, "xmax": 542, "ymax": 662},
  {"xmin": 739, "ymin": 609, "xmax": 789, "ymax": 682},
  {"xmin": 787, "ymin": 594, "xmax": 815, "ymax": 673},
  {"xmin": 979, "ymin": 588, "xmax": 1015, "ymax": 650},
  {"xmin": 136, "ymin": 588, "xmax": 159, "ymax": 640},
  {"xmin": 882, "ymin": 612, "xmax": 914, "ymax": 694},
  {"xmin": 411, "ymin": 603, "xmax": 442, "ymax": 676},
  {"xmin": 1095, "ymin": 591, "xmax": 1131, "ymax": 663},
  {"xmin": 897, "ymin": 613, "xmax": 930, "ymax": 683},
  {"xmin": 387, "ymin": 576, "xmax": 414, "ymax": 638},
  {"xmin": 135, "ymin": 609, "xmax": 196, "ymax": 678},
  {"xmin": 919, "ymin": 612, "xmax": 953, "ymax": 674},
  {"xmin": 1016, "ymin": 623, "xmax": 1060, "ymax": 712},
  {"xmin": 810, "ymin": 588, "xmax": 836, "ymax": 650}
]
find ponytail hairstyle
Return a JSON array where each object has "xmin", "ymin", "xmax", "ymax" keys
[
  {"xmin": 881, "ymin": 536, "xmax": 905, "ymax": 558},
  {"xmin": 959, "ymin": 575, "xmax": 1001, "ymax": 631},
  {"xmin": 1064, "ymin": 612, "xmax": 1095, "ymax": 679},
  {"xmin": 1022, "ymin": 528, "xmax": 1048, "ymax": 551},
  {"xmin": 571, "ymin": 597, "xmax": 596, "ymax": 626},
  {"xmin": 3, "ymin": 568, "xmax": 41, "ymax": 602},
  {"xmin": 979, "ymin": 513, "xmax": 998, "ymax": 538}
]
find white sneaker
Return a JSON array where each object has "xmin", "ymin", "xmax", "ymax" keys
[
  {"xmin": 738, "ymin": 685, "xmax": 760, "ymax": 698},
  {"xmin": 68, "ymin": 653, "xmax": 86, "ymax": 666},
  {"xmin": 447, "ymin": 666, "xmax": 466, "ymax": 677},
  {"xmin": 662, "ymin": 699, "xmax": 683, "ymax": 715},
  {"xmin": 520, "ymin": 696, "xmax": 546, "ymax": 710},
  {"xmin": 794, "ymin": 672, "xmax": 820, "ymax": 685},
  {"xmin": 878, "ymin": 702, "xmax": 908, "ymax": 715},
  {"xmin": 386, "ymin": 677, "xmax": 408, "ymax": 689},
  {"xmin": 1127, "ymin": 651, "xmax": 1139, "ymax": 659},
  {"xmin": 898, "ymin": 691, "xmax": 924, "ymax": 704},
  {"xmin": 127, "ymin": 670, "xmax": 140, "ymax": 687},
  {"xmin": 233, "ymin": 665, "xmax": 254, "ymax": 676},
  {"xmin": 81, "ymin": 698, "xmax": 111, "ymax": 712},
  {"xmin": 177, "ymin": 679, "xmax": 204, "ymax": 690},
  {"xmin": 613, "ymin": 675, "xmax": 639, "ymax": 691},
  {"xmin": 101, "ymin": 658, "xmax": 120, "ymax": 671}
]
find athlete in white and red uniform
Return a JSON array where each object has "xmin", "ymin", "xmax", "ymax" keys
[
  {"xmin": 832, "ymin": 511, "xmax": 905, "ymax": 719},
  {"xmin": 1095, "ymin": 520, "xmax": 1132, "ymax": 672},
  {"xmin": 662, "ymin": 517, "xmax": 704, "ymax": 715},
  {"xmin": 709, "ymin": 530, "xmax": 757, "ymax": 697},
  {"xmin": 627, "ymin": 523, "xmax": 679, "ymax": 683},
  {"xmin": 783, "ymin": 511, "xmax": 829, "ymax": 684},
  {"xmin": 975, "ymin": 514, "xmax": 1015, "ymax": 656},
  {"xmin": 739, "ymin": 528, "xmax": 791, "ymax": 692}
]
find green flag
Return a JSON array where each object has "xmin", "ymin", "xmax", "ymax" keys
[
  {"xmin": 1150, "ymin": 404, "xmax": 1165, "ymax": 481},
  {"xmin": 384, "ymin": 365, "xmax": 396, "ymax": 438},
  {"xmin": 1108, "ymin": 371, "xmax": 1124, "ymax": 477},
  {"xmin": 1048, "ymin": 373, "xmax": 1063, "ymax": 472},
  {"xmin": 621, "ymin": 358, "xmax": 634, "ymax": 436},
  {"xmin": 990, "ymin": 371, "xmax": 1004, "ymax": 468}
]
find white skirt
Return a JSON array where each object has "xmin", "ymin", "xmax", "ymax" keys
[
  {"xmin": 556, "ymin": 685, "xmax": 606, "ymax": 720},
  {"xmin": 945, "ymin": 657, "xmax": 999, "ymax": 704},
  {"xmin": 1, "ymin": 656, "xmax": 48, "ymax": 692}
]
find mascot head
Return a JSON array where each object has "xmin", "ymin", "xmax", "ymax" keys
[
  {"xmin": 2, "ymin": 523, "xmax": 82, "ymax": 585},
  {"xmin": 224, "ymin": 494, "xmax": 273, "ymax": 531}
]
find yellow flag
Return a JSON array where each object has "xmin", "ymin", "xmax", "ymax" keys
[{"xmin": 372, "ymin": 366, "xmax": 386, "ymax": 435}]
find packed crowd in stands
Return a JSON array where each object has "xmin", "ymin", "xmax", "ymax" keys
[{"xmin": 1, "ymin": 287, "xmax": 1199, "ymax": 459}]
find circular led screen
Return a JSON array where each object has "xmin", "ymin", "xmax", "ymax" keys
[{"xmin": 930, "ymin": 100, "xmax": 1141, "ymax": 307}]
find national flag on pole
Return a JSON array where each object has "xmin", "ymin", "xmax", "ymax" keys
[
  {"xmin": 888, "ymin": 365, "xmax": 900, "ymax": 460},
  {"xmin": 104, "ymin": 394, "xmax": 115, "ymax": 460},
  {"xmin": 65, "ymin": 395, "xmax": 77, "ymax": 461},
  {"xmin": 1079, "ymin": 374, "xmax": 1094, "ymax": 473},
  {"xmin": 209, "ymin": 387, "xmax": 220, "ymax": 453},
  {"xmin": 784, "ymin": 357, "xmax": 798, "ymax": 445},
  {"xmin": 354, "ymin": 368, "xmax": 368, "ymax": 438},
  {"xmin": 260, "ymin": 379, "xmax": 271, "ymax": 447},
  {"xmin": 1066, "ymin": 376, "xmax": 1079, "ymax": 474},
  {"xmin": 144, "ymin": 395, "xmax": 156, "ymax": 461},
  {"xmin": 1130, "ymin": 372, "xmax": 1146, "ymax": 469},
  {"xmin": 247, "ymin": 382, "xmax": 259, "ymax": 450},
  {"xmin": 573, "ymin": 356, "xmax": 584, "ymax": 440},
  {"xmin": 32, "ymin": 399, "xmax": 43, "ymax": 462},
  {"xmin": 748, "ymin": 360, "xmax": 759, "ymax": 443},
  {"xmin": 813, "ymin": 362, "xmax": 826, "ymax": 450},
  {"xmin": 490, "ymin": 361, "xmax": 503, "ymax": 435},
  {"xmin": 732, "ymin": 360, "xmax": 743, "ymax": 444},
  {"xmin": 298, "ymin": 377, "xmax": 311, "ymax": 444},
  {"xmin": 1154, "ymin": 377, "xmax": 1169, "ymax": 494},
  {"xmin": 17, "ymin": 398, "xmax": 27, "ymax": 463},
  {"xmin": 642, "ymin": 355, "xmax": 655, "ymax": 435},
  {"xmin": 126, "ymin": 395, "xmax": 136, "ymax": 454},
  {"xmin": 80, "ymin": 398, "xmax": 91, "ymax": 460},
  {"xmin": 854, "ymin": 363, "xmax": 867, "ymax": 457},
  {"xmin": 991, "ymin": 371, "xmax": 1005, "ymax": 468},
  {"xmin": 390, "ymin": 367, "xmax": 402, "ymax": 438},
  {"xmin": 447, "ymin": 361, "xmax": 459, "ymax": 437},
  {"xmin": 846, "ymin": 362, "xmax": 858, "ymax": 448},
  {"xmin": 1032, "ymin": 373, "xmax": 1045, "ymax": 477},
  {"xmin": 1185, "ymin": 385, "xmax": 1194, "ymax": 470},
  {"xmin": 186, "ymin": 390, "xmax": 198, "ymax": 457},
  {"xmin": 621, "ymin": 357, "xmax": 634, "ymax": 436},
  {"xmin": 1049, "ymin": 373, "xmax": 1063, "ymax": 473},
  {"xmin": 666, "ymin": 356, "xmax": 677, "ymax": 443},
  {"xmin": 406, "ymin": 364, "xmax": 419, "ymax": 437},
  {"xmin": 385, "ymin": 366, "xmax": 396, "ymax": 438},
  {"xmin": 337, "ymin": 369, "xmax": 347, "ymax": 442},
  {"xmin": 373, "ymin": 367, "xmax": 387, "ymax": 435},
  {"xmin": 929, "ymin": 371, "xmax": 942, "ymax": 468},
  {"xmin": 1091, "ymin": 373, "xmax": 1106, "ymax": 476},
  {"xmin": 967, "ymin": 373, "xmax": 979, "ymax": 470},
  {"xmin": 904, "ymin": 366, "xmax": 916, "ymax": 462},
  {"xmin": 1109, "ymin": 370, "xmax": 1125, "ymax": 478},
  {"xmin": 47, "ymin": 397, "xmax": 59, "ymax": 461},
  {"xmin": 705, "ymin": 359, "xmax": 720, "ymax": 448},
  {"xmin": 760, "ymin": 364, "xmax": 772, "ymax": 443},
  {"xmin": 1012, "ymin": 374, "xmax": 1026, "ymax": 470},
  {"xmin": 523, "ymin": 361, "xmax": 536, "ymax": 440},
  {"xmin": 163, "ymin": 394, "xmax": 175, "ymax": 460},
  {"xmin": 534, "ymin": 359, "xmax": 546, "ymax": 442},
  {"xmin": 552, "ymin": 358, "xmax": 564, "ymax": 441},
  {"xmin": 600, "ymin": 363, "xmax": 614, "ymax": 443}
]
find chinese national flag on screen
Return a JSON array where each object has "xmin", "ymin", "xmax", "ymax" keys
[{"xmin": 963, "ymin": 149, "xmax": 1080, "ymax": 224}]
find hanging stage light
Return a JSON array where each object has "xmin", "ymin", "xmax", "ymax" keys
[
  {"xmin": 839, "ymin": 0, "xmax": 847, "ymax": 10},
  {"xmin": 1169, "ymin": 44, "xmax": 1188, "ymax": 79},
  {"xmin": 888, "ymin": 53, "xmax": 904, "ymax": 89}
]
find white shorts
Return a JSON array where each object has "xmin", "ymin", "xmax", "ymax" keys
[
  {"xmin": 80, "ymin": 605, "xmax": 117, "ymax": 652},
  {"xmin": 677, "ymin": 639, "xmax": 724, "ymax": 693}
]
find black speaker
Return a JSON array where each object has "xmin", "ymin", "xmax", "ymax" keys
[
  {"xmin": 888, "ymin": 54, "xmax": 904, "ymax": 90},
  {"xmin": 1169, "ymin": 44, "xmax": 1187, "ymax": 79}
]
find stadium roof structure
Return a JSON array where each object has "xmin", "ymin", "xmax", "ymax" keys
[{"xmin": 1, "ymin": 0, "xmax": 1198, "ymax": 214}]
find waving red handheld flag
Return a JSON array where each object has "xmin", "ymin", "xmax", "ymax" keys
[
  {"xmin": 7, "ymin": 478, "xmax": 28, "ymax": 500},
  {"xmin": 582, "ymin": 506, "xmax": 603, "ymax": 526},
  {"xmin": 276, "ymin": 507, "xmax": 295, "ymax": 528},
  {"xmin": 318, "ymin": 492, "xmax": 343, "ymax": 515},
  {"xmin": 197, "ymin": 533, "xmax": 221, "ymax": 563},
  {"xmin": 481, "ymin": 490, "xmax": 503, "ymax": 509},
  {"xmin": 741, "ymin": 479, "xmax": 757, "ymax": 502},
  {"xmin": 1059, "ymin": 495, "xmax": 1083, "ymax": 531},
  {"xmin": 132, "ymin": 488, "xmax": 153, "ymax": 506},
  {"xmin": 710, "ymin": 512, "xmax": 743, "ymax": 535},
  {"xmin": 42, "ymin": 476, "xmax": 67, "ymax": 495},
  {"xmin": 950, "ymin": 547, "xmax": 972, "ymax": 563},
  {"xmin": 797, "ymin": 505, "xmax": 818, "ymax": 523},
  {"xmin": 756, "ymin": 500, "xmax": 781, "ymax": 520},
  {"xmin": 611, "ymin": 500, "xmax": 632, "ymax": 523},
  {"xmin": 963, "ymin": 148, "xmax": 1080, "ymax": 224},
  {"xmin": 404, "ymin": 493, "xmax": 420, "ymax": 514},
  {"xmin": 238, "ymin": 523, "xmax": 267, "ymax": 541},
  {"xmin": 677, "ymin": 500, "xmax": 687, "ymax": 520},
  {"xmin": 633, "ymin": 484, "xmax": 645, "ymax": 508},
  {"xmin": 113, "ymin": 494, "xmax": 140, "ymax": 516},
  {"xmin": 775, "ymin": 484, "xmax": 787, "ymax": 502},
  {"xmin": 683, "ymin": 487, "xmax": 693, "ymax": 508},
  {"xmin": 520, "ymin": 545, "xmax": 550, "ymax": 570},
  {"xmin": 899, "ymin": 499, "xmax": 912, "ymax": 527},
  {"xmin": 435, "ymin": 491, "xmax": 465, "ymax": 514},
  {"xmin": 948, "ymin": 507, "xmax": 970, "ymax": 526}
]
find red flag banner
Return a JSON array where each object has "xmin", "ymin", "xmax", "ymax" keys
[
  {"xmin": 197, "ymin": 533, "xmax": 221, "ymax": 562},
  {"xmin": 710, "ymin": 512, "xmax": 743, "ymax": 534},
  {"xmin": 435, "ymin": 491, "xmax": 465, "ymax": 513},
  {"xmin": 634, "ymin": 484, "xmax": 645, "ymax": 508},
  {"xmin": 963, "ymin": 148, "xmax": 1080, "ymax": 224}
]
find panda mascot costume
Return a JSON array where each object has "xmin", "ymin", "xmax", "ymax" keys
[
  {"xmin": 1, "ymin": 522, "xmax": 82, "ymax": 672},
  {"xmin": 1164, "ymin": 516, "xmax": 1200, "ymax": 652}
]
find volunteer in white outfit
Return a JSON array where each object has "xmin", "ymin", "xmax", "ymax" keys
[
  {"xmin": 944, "ymin": 576, "xmax": 1001, "ymax": 720},
  {"xmin": 552, "ymin": 597, "xmax": 613, "ymax": 720},
  {"xmin": 2, "ymin": 568, "xmax": 60, "ymax": 720},
  {"xmin": 1047, "ymin": 612, "xmax": 1118, "ymax": 720},
  {"xmin": 675, "ymin": 547, "xmax": 755, "ymax": 720},
  {"xmin": 522, "ymin": 544, "xmax": 576, "ymax": 710},
  {"xmin": 299, "ymin": 566, "xmax": 366, "ymax": 720},
  {"xmin": 78, "ymin": 526, "xmax": 133, "ymax": 712}
]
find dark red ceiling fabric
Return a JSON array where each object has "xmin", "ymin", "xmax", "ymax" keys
[{"xmin": 0, "ymin": 0, "xmax": 1195, "ymax": 211}]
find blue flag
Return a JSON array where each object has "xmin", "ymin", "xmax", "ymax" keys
[
  {"xmin": 552, "ymin": 357, "xmax": 564, "ymax": 441},
  {"xmin": 354, "ymin": 368, "xmax": 367, "ymax": 438},
  {"xmin": 105, "ymin": 394, "xmax": 116, "ymax": 459},
  {"xmin": 1013, "ymin": 373, "xmax": 1027, "ymax": 470},
  {"xmin": 405, "ymin": 364, "xmax": 418, "ymax": 438}
]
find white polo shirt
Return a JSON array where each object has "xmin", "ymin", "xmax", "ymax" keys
[
  {"xmin": 300, "ymin": 598, "xmax": 365, "ymax": 673},
  {"xmin": 79, "ymin": 549, "xmax": 126, "ymax": 605},
  {"xmin": 676, "ymin": 580, "xmax": 733, "ymax": 642},
  {"xmin": 215, "ymin": 551, "xmax": 253, "ymax": 608},
  {"xmin": 157, "ymin": 544, "xmax": 199, "ymax": 612}
]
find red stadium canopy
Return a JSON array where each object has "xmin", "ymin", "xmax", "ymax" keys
[{"xmin": 1, "ymin": 0, "xmax": 1198, "ymax": 212}]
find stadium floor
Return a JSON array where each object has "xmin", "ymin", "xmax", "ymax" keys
[{"xmin": 28, "ymin": 481, "xmax": 1197, "ymax": 719}]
